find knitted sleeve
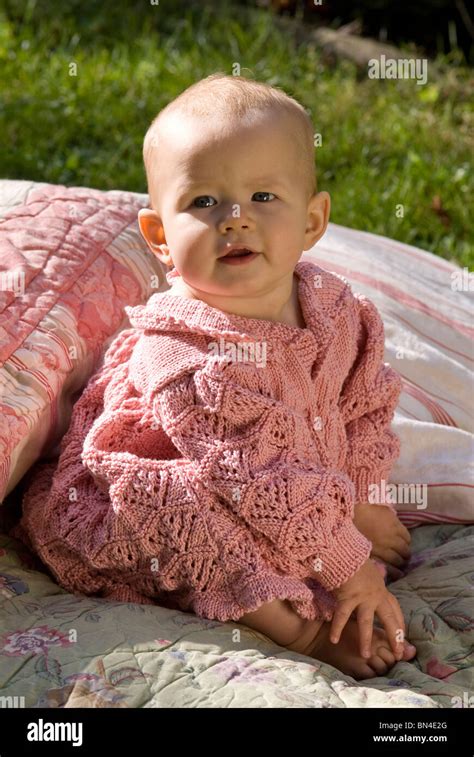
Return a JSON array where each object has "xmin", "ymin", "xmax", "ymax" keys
[
  {"xmin": 151, "ymin": 359, "xmax": 372, "ymax": 594},
  {"xmin": 338, "ymin": 295, "xmax": 403, "ymax": 506},
  {"xmin": 13, "ymin": 329, "xmax": 338, "ymax": 623}
]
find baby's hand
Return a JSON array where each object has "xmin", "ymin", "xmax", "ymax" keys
[
  {"xmin": 330, "ymin": 559, "xmax": 406, "ymax": 660},
  {"xmin": 354, "ymin": 501, "xmax": 411, "ymax": 580}
]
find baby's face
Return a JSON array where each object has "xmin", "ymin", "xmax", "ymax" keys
[{"xmin": 140, "ymin": 110, "xmax": 329, "ymax": 302}]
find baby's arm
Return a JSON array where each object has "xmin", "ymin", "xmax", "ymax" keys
[
  {"xmin": 335, "ymin": 293, "xmax": 408, "ymax": 578},
  {"xmin": 155, "ymin": 361, "xmax": 373, "ymax": 594},
  {"xmin": 338, "ymin": 294, "xmax": 402, "ymax": 507}
]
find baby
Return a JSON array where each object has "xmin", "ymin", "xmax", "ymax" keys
[
  {"xmin": 12, "ymin": 73, "xmax": 416, "ymax": 682},
  {"xmin": 137, "ymin": 73, "xmax": 416, "ymax": 678}
]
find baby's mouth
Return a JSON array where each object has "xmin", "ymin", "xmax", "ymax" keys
[
  {"xmin": 222, "ymin": 248, "xmax": 254, "ymax": 258},
  {"xmin": 218, "ymin": 244, "xmax": 261, "ymax": 264}
]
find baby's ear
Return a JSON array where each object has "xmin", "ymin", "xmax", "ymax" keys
[
  {"xmin": 303, "ymin": 191, "xmax": 331, "ymax": 250},
  {"xmin": 138, "ymin": 208, "xmax": 167, "ymax": 255}
]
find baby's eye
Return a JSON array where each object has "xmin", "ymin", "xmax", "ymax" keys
[
  {"xmin": 192, "ymin": 196, "xmax": 217, "ymax": 208},
  {"xmin": 252, "ymin": 191, "xmax": 275, "ymax": 202}
]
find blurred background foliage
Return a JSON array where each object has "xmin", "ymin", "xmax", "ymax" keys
[
  {"xmin": 0, "ymin": 0, "xmax": 472, "ymax": 266},
  {"xmin": 252, "ymin": 0, "xmax": 473, "ymax": 62}
]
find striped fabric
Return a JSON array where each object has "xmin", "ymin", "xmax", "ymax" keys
[
  {"xmin": 306, "ymin": 225, "xmax": 473, "ymax": 527},
  {"xmin": 0, "ymin": 180, "xmax": 163, "ymax": 502},
  {"xmin": 0, "ymin": 180, "xmax": 472, "ymax": 528}
]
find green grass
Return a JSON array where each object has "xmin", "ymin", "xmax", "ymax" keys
[{"xmin": 0, "ymin": 0, "xmax": 472, "ymax": 267}]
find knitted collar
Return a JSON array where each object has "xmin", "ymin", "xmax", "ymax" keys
[{"xmin": 126, "ymin": 259, "xmax": 340, "ymax": 346}]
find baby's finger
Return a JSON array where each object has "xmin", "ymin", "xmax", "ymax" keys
[
  {"xmin": 385, "ymin": 563, "xmax": 405, "ymax": 581},
  {"xmin": 394, "ymin": 540, "xmax": 411, "ymax": 561},
  {"xmin": 385, "ymin": 548, "xmax": 408, "ymax": 568},
  {"xmin": 377, "ymin": 601, "xmax": 403, "ymax": 658},
  {"xmin": 397, "ymin": 523, "xmax": 411, "ymax": 544},
  {"xmin": 387, "ymin": 592, "xmax": 406, "ymax": 639},
  {"xmin": 329, "ymin": 602, "xmax": 355, "ymax": 645},
  {"xmin": 357, "ymin": 606, "xmax": 375, "ymax": 658}
]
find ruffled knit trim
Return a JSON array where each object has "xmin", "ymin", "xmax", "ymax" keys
[
  {"xmin": 125, "ymin": 260, "xmax": 351, "ymax": 347},
  {"xmin": 187, "ymin": 570, "xmax": 336, "ymax": 623}
]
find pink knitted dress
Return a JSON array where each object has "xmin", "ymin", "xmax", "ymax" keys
[{"xmin": 11, "ymin": 260, "xmax": 402, "ymax": 622}]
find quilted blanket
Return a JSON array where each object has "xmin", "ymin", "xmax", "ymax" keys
[{"xmin": 0, "ymin": 499, "xmax": 472, "ymax": 707}]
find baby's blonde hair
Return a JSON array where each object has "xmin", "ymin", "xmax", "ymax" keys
[{"xmin": 143, "ymin": 73, "xmax": 316, "ymax": 209}]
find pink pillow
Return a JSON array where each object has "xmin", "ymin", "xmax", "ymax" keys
[{"xmin": 0, "ymin": 180, "xmax": 167, "ymax": 503}]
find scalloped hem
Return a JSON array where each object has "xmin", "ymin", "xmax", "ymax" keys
[{"xmin": 187, "ymin": 571, "xmax": 336, "ymax": 623}]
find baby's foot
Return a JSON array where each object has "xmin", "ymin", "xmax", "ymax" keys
[{"xmin": 307, "ymin": 618, "xmax": 417, "ymax": 680}]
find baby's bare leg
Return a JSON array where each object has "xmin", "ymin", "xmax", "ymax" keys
[
  {"xmin": 239, "ymin": 599, "xmax": 324, "ymax": 656},
  {"xmin": 239, "ymin": 598, "xmax": 416, "ymax": 680}
]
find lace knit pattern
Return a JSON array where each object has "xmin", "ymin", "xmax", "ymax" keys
[{"xmin": 11, "ymin": 261, "xmax": 403, "ymax": 622}]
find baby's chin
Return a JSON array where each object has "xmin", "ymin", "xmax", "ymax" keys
[{"xmin": 170, "ymin": 259, "xmax": 292, "ymax": 300}]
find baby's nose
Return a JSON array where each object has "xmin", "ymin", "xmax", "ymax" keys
[{"xmin": 218, "ymin": 206, "xmax": 254, "ymax": 233}]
